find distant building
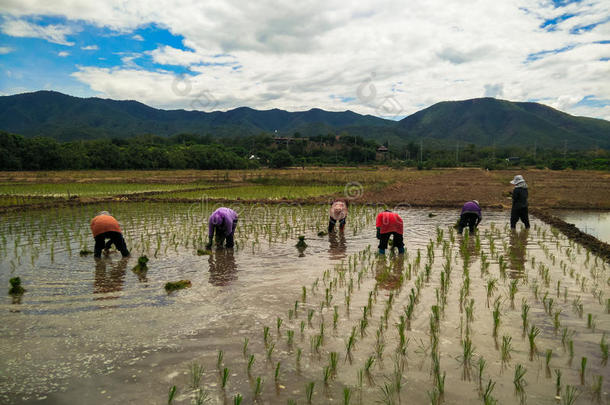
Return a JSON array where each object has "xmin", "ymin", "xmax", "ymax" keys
[{"xmin": 376, "ymin": 145, "xmax": 389, "ymax": 161}]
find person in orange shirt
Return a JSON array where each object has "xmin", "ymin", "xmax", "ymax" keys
[
  {"xmin": 376, "ymin": 209, "xmax": 404, "ymax": 255},
  {"xmin": 90, "ymin": 211, "xmax": 130, "ymax": 258}
]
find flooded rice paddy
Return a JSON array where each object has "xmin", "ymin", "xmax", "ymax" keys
[
  {"xmin": 554, "ymin": 211, "xmax": 610, "ymax": 245},
  {"xmin": 0, "ymin": 203, "xmax": 608, "ymax": 404}
]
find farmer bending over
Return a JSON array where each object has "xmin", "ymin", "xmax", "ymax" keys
[
  {"xmin": 90, "ymin": 211, "xmax": 130, "ymax": 258},
  {"xmin": 206, "ymin": 207, "xmax": 238, "ymax": 249},
  {"xmin": 510, "ymin": 175, "xmax": 530, "ymax": 229},
  {"xmin": 458, "ymin": 200, "xmax": 482, "ymax": 234},
  {"xmin": 376, "ymin": 210, "xmax": 404, "ymax": 255},
  {"xmin": 328, "ymin": 199, "xmax": 348, "ymax": 232}
]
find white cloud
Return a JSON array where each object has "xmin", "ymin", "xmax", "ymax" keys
[
  {"xmin": 2, "ymin": 0, "xmax": 610, "ymax": 120},
  {"xmin": 58, "ymin": 51, "xmax": 70, "ymax": 57},
  {"xmin": 0, "ymin": 46, "xmax": 15, "ymax": 54},
  {"xmin": 0, "ymin": 18, "xmax": 75, "ymax": 46},
  {"xmin": 81, "ymin": 44, "xmax": 99, "ymax": 50},
  {"xmin": 132, "ymin": 34, "xmax": 144, "ymax": 41}
]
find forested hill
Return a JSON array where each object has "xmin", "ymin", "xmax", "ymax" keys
[
  {"xmin": 1, "ymin": 91, "xmax": 610, "ymax": 149},
  {"xmin": 398, "ymin": 98, "xmax": 610, "ymax": 149},
  {"xmin": 0, "ymin": 91, "xmax": 392, "ymax": 141}
]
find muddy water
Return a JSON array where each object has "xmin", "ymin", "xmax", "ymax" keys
[
  {"xmin": 553, "ymin": 210, "xmax": 610, "ymax": 244},
  {"xmin": 0, "ymin": 204, "xmax": 608, "ymax": 404}
]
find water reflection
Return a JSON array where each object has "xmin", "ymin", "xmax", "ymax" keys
[
  {"xmin": 374, "ymin": 255, "xmax": 405, "ymax": 290},
  {"xmin": 208, "ymin": 249, "xmax": 238, "ymax": 286},
  {"xmin": 328, "ymin": 232, "xmax": 347, "ymax": 260},
  {"xmin": 93, "ymin": 257, "xmax": 129, "ymax": 298},
  {"xmin": 509, "ymin": 229, "xmax": 528, "ymax": 275},
  {"xmin": 458, "ymin": 234, "xmax": 480, "ymax": 268}
]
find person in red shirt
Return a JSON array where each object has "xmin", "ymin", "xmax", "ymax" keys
[
  {"xmin": 376, "ymin": 210, "xmax": 404, "ymax": 255},
  {"xmin": 90, "ymin": 211, "xmax": 130, "ymax": 258}
]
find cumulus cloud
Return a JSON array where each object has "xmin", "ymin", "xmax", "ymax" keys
[
  {"xmin": 81, "ymin": 44, "xmax": 99, "ymax": 50},
  {"xmin": 0, "ymin": 46, "xmax": 15, "ymax": 54},
  {"xmin": 1, "ymin": 18, "xmax": 75, "ymax": 45},
  {"xmin": 58, "ymin": 51, "xmax": 70, "ymax": 57},
  {"xmin": 2, "ymin": 0, "xmax": 610, "ymax": 120}
]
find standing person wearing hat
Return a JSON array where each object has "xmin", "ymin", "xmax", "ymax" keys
[
  {"xmin": 510, "ymin": 175, "xmax": 530, "ymax": 229},
  {"xmin": 458, "ymin": 200, "xmax": 482, "ymax": 234},
  {"xmin": 90, "ymin": 211, "xmax": 130, "ymax": 258}
]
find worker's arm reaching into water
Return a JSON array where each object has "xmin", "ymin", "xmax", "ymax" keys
[{"xmin": 206, "ymin": 207, "xmax": 239, "ymax": 249}]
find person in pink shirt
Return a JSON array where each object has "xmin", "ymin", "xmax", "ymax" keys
[
  {"xmin": 328, "ymin": 199, "xmax": 348, "ymax": 232},
  {"xmin": 376, "ymin": 210, "xmax": 404, "ymax": 255}
]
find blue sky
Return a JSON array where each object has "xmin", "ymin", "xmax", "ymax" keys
[{"xmin": 1, "ymin": 1, "xmax": 609, "ymax": 121}]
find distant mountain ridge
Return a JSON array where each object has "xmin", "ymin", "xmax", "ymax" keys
[{"xmin": 1, "ymin": 91, "xmax": 609, "ymax": 149}]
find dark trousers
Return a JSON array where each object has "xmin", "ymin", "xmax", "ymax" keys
[
  {"xmin": 458, "ymin": 213, "xmax": 479, "ymax": 234},
  {"xmin": 94, "ymin": 231, "xmax": 130, "ymax": 258},
  {"xmin": 216, "ymin": 232, "xmax": 235, "ymax": 248},
  {"xmin": 328, "ymin": 216, "xmax": 346, "ymax": 232},
  {"xmin": 510, "ymin": 208, "xmax": 530, "ymax": 229},
  {"xmin": 378, "ymin": 232, "xmax": 404, "ymax": 250}
]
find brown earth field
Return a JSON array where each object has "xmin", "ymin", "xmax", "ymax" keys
[{"xmin": 0, "ymin": 168, "xmax": 609, "ymax": 210}]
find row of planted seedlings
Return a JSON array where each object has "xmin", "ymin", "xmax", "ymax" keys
[
  {"xmin": 464, "ymin": 220, "xmax": 609, "ymax": 405},
  {"xmin": 0, "ymin": 203, "xmax": 378, "ymax": 276},
  {"xmin": 163, "ymin": 217, "xmax": 609, "ymax": 405}
]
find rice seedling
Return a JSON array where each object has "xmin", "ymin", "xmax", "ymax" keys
[
  {"xmin": 296, "ymin": 348, "xmax": 302, "ymax": 367},
  {"xmin": 254, "ymin": 377, "xmax": 264, "ymax": 399},
  {"xmin": 600, "ymin": 333, "xmax": 608, "ymax": 366},
  {"xmin": 580, "ymin": 357, "xmax": 587, "ymax": 385},
  {"xmin": 8, "ymin": 276, "xmax": 25, "ymax": 295},
  {"xmin": 555, "ymin": 369, "xmax": 562, "ymax": 397},
  {"xmin": 553, "ymin": 310, "xmax": 562, "ymax": 332},
  {"xmin": 323, "ymin": 365, "xmax": 331, "ymax": 385},
  {"xmin": 302, "ymin": 286, "xmax": 307, "ymax": 302},
  {"xmin": 460, "ymin": 336, "xmax": 475, "ymax": 380},
  {"xmin": 513, "ymin": 364, "xmax": 527, "ymax": 399},
  {"xmin": 307, "ymin": 309, "xmax": 314, "ymax": 326},
  {"xmin": 193, "ymin": 388, "xmax": 209, "ymax": 405},
  {"xmin": 477, "ymin": 357, "xmax": 487, "ymax": 391},
  {"xmin": 501, "ymin": 335, "xmax": 513, "ymax": 366},
  {"xmin": 364, "ymin": 356, "xmax": 375, "ymax": 374},
  {"xmin": 167, "ymin": 385, "xmax": 176, "ymax": 405},
  {"xmin": 190, "ymin": 363, "xmax": 205, "ymax": 388},
  {"xmin": 427, "ymin": 388, "xmax": 440, "ymax": 405},
  {"xmin": 233, "ymin": 393, "xmax": 242, "ymax": 405},
  {"xmin": 486, "ymin": 278, "xmax": 498, "ymax": 306},
  {"xmin": 568, "ymin": 340, "xmax": 574, "ymax": 361},
  {"xmin": 274, "ymin": 361, "xmax": 281, "ymax": 383},
  {"xmin": 528, "ymin": 325, "xmax": 540, "ymax": 361},
  {"xmin": 378, "ymin": 382, "xmax": 396, "ymax": 405},
  {"xmin": 216, "ymin": 350, "xmax": 223, "ymax": 370},
  {"xmin": 591, "ymin": 375, "xmax": 603, "ymax": 403},
  {"xmin": 482, "ymin": 379, "xmax": 497, "ymax": 405},
  {"xmin": 333, "ymin": 305, "xmax": 339, "ymax": 329},
  {"xmin": 562, "ymin": 385, "xmax": 578, "ymax": 405},
  {"xmin": 305, "ymin": 381, "xmax": 315, "ymax": 404},
  {"xmin": 508, "ymin": 279, "xmax": 518, "ymax": 307},
  {"xmin": 587, "ymin": 313, "xmax": 596, "ymax": 331},
  {"xmin": 300, "ymin": 321, "xmax": 305, "ymax": 335},
  {"xmin": 277, "ymin": 317, "xmax": 283, "ymax": 334},
  {"xmin": 263, "ymin": 326, "xmax": 270, "ymax": 347},
  {"xmin": 492, "ymin": 299, "xmax": 501, "ymax": 338},
  {"xmin": 343, "ymin": 387, "xmax": 352, "ymax": 405},
  {"xmin": 266, "ymin": 343, "xmax": 275, "ymax": 359},
  {"xmin": 247, "ymin": 354, "xmax": 255, "ymax": 373},
  {"xmin": 545, "ymin": 349, "xmax": 553, "ymax": 371},
  {"xmin": 329, "ymin": 352, "xmax": 338, "ymax": 375},
  {"xmin": 286, "ymin": 329, "xmax": 294, "ymax": 347},
  {"xmin": 242, "ymin": 337, "xmax": 249, "ymax": 356},
  {"xmin": 221, "ymin": 367, "xmax": 229, "ymax": 389}
]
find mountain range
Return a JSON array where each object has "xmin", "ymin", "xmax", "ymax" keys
[{"xmin": 1, "ymin": 90, "xmax": 609, "ymax": 149}]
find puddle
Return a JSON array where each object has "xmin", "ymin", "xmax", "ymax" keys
[
  {"xmin": 553, "ymin": 210, "xmax": 610, "ymax": 244},
  {"xmin": 0, "ymin": 204, "xmax": 608, "ymax": 404}
]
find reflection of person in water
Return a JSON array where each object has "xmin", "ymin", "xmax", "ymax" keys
[
  {"xmin": 94, "ymin": 257, "xmax": 129, "ymax": 297},
  {"xmin": 374, "ymin": 256, "xmax": 405, "ymax": 290},
  {"xmin": 458, "ymin": 236, "xmax": 480, "ymax": 268},
  {"xmin": 509, "ymin": 229, "xmax": 528, "ymax": 273},
  {"xmin": 208, "ymin": 249, "xmax": 238, "ymax": 286},
  {"xmin": 328, "ymin": 231, "xmax": 347, "ymax": 260}
]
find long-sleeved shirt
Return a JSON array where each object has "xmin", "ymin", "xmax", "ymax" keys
[
  {"xmin": 208, "ymin": 207, "xmax": 238, "ymax": 237},
  {"xmin": 90, "ymin": 214, "xmax": 122, "ymax": 237},
  {"xmin": 376, "ymin": 211, "xmax": 403, "ymax": 235},
  {"xmin": 461, "ymin": 201, "xmax": 482, "ymax": 220},
  {"xmin": 512, "ymin": 187, "xmax": 528, "ymax": 210}
]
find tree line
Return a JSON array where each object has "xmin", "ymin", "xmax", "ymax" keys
[{"xmin": 0, "ymin": 131, "xmax": 608, "ymax": 170}]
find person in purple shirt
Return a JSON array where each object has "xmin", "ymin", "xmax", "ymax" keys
[
  {"xmin": 205, "ymin": 207, "xmax": 239, "ymax": 249},
  {"xmin": 458, "ymin": 200, "xmax": 482, "ymax": 234}
]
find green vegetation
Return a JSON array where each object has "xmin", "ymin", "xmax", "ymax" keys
[
  {"xmin": 158, "ymin": 185, "xmax": 343, "ymax": 200},
  {"xmin": 0, "ymin": 182, "xmax": 203, "ymax": 197},
  {"xmin": 8, "ymin": 277, "xmax": 25, "ymax": 295},
  {"xmin": 164, "ymin": 280, "xmax": 192, "ymax": 292}
]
